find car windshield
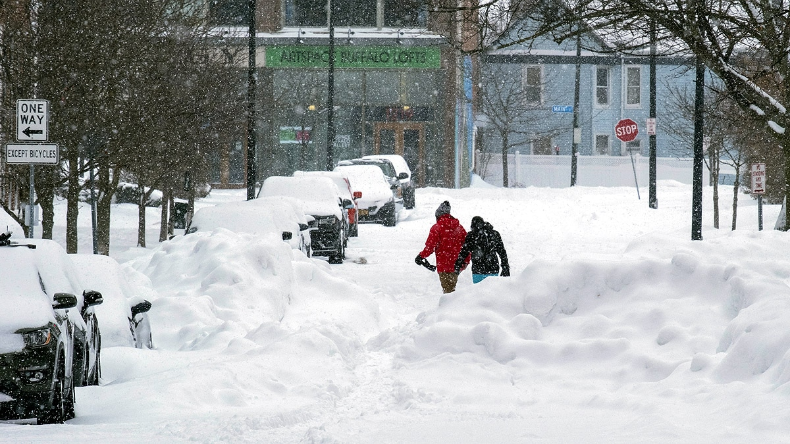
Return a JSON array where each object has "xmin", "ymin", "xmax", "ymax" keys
[{"xmin": 347, "ymin": 160, "xmax": 395, "ymax": 177}]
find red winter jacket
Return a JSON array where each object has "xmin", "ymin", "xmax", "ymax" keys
[{"xmin": 419, "ymin": 214, "xmax": 470, "ymax": 273}]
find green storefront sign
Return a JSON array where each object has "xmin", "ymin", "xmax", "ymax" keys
[{"xmin": 266, "ymin": 45, "xmax": 441, "ymax": 69}]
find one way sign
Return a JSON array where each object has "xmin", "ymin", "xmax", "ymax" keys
[{"xmin": 17, "ymin": 99, "xmax": 49, "ymax": 141}]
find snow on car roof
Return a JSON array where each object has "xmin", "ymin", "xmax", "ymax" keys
[
  {"xmin": 260, "ymin": 176, "xmax": 342, "ymax": 218},
  {"xmin": 362, "ymin": 154, "xmax": 411, "ymax": 176},
  {"xmin": 293, "ymin": 170, "xmax": 353, "ymax": 199},
  {"xmin": 333, "ymin": 164, "xmax": 393, "ymax": 203},
  {"xmin": 0, "ymin": 239, "xmax": 87, "ymax": 351}
]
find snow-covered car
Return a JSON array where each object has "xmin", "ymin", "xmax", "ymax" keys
[
  {"xmin": 334, "ymin": 164, "xmax": 399, "ymax": 227},
  {"xmin": 362, "ymin": 154, "xmax": 415, "ymax": 209},
  {"xmin": 186, "ymin": 196, "xmax": 313, "ymax": 258},
  {"xmin": 260, "ymin": 176, "xmax": 353, "ymax": 264},
  {"xmin": 0, "ymin": 235, "xmax": 104, "ymax": 424},
  {"xmin": 294, "ymin": 170, "xmax": 360, "ymax": 238},
  {"xmin": 69, "ymin": 254, "xmax": 154, "ymax": 351},
  {"xmin": 338, "ymin": 158, "xmax": 404, "ymax": 212}
]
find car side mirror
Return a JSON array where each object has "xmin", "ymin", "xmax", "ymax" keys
[
  {"xmin": 282, "ymin": 231, "xmax": 293, "ymax": 241},
  {"xmin": 299, "ymin": 223, "xmax": 309, "ymax": 231},
  {"xmin": 391, "ymin": 184, "xmax": 398, "ymax": 190},
  {"xmin": 53, "ymin": 293, "xmax": 78, "ymax": 310},
  {"xmin": 398, "ymin": 172, "xmax": 408, "ymax": 180},
  {"xmin": 353, "ymin": 191, "xmax": 362, "ymax": 199},
  {"xmin": 83, "ymin": 290, "xmax": 104, "ymax": 307},
  {"xmin": 342, "ymin": 199, "xmax": 354, "ymax": 209},
  {"xmin": 131, "ymin": 300, "xmax": 152, "ymax": 317}
]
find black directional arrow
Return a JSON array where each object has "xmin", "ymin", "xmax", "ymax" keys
[{"xmin": 22, "ymin": 127, "xmax": 43, "ymax": 138}]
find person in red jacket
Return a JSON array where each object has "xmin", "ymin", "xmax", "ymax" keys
[{"xmin": 415, "ymin": 201, "xmax": 470, "ymax": 293}]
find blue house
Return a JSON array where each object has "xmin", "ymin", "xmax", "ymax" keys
[{"xmin": 480, "ymin": 28, "xmax": 697, "ymax": 159}]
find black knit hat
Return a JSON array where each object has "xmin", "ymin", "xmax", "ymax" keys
[
  {"xmin": 471, "ymin": 216, "xmax": 485, "ymax": 230},
  {"xmin": 435, "ymin": 201, "xmax": 451, "ymax": 219}
]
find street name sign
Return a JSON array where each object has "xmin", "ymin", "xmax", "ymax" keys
[
  {"xmin": 5, "ymin": 143, "xmax": 59, "ymax": 164},
  {"xmin": 552, "ymin": 105, "xmax": 573, "ymax": 113},
  {"xmin": 16, "ymin": 99, "xmax": 49, "ymax": 141},
  {"xmin": 615, "ymin": 118, "xmax": 639, "ymax": 142},
  {"xmin": 751, "ymin": 163, "xmax": 766, "ymax": 194}
]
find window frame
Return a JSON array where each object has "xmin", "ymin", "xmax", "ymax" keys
[
  {"xmin": 594, "ymin": 66, "xmax": 610, "ymax": 108},
  {"xmin": 625, "ymin": 65, "xmax": 642, "ymax": 108},
  {"xmin": 595, "ymin": 134, "xmax": 610, "ymax": 155},
  {"xmin": 522, "ymin": 65, "xmax": 543, "ymax": 107}
]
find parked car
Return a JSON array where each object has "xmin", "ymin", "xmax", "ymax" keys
[
  {"xmin": 260, "ymin": 176, "xmax": 353, "ymax": 264},
  {"xmin": 362, "ymin": 154, "xmax": 415, "ymax": 209},
  {"xmin": 294, "ymin": 170, "xmax": 359, "ymax": 237},
  {"xmin": 334, "ymin": 164, "xmax": 399, "ymax": 227},
  {"xmin": 186, "ymin": 196, "xmax": 313, "ymax": 258},
  {"xmin": 69, "ymin": 254, "xmax": 154, "ymax": 351},
  {"xmin": 0, "ymin": 234, "xmax": 103, "ymax": 424},
  {"xmin": 337, "ymin": 158, "xmax": 404, "ymax": 212}
]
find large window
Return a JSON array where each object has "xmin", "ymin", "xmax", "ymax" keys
[
  {"xmin": 595, "ymin": 66, "xmax": 609, "ymax": 106},
  {"xmin": 523, "ymin": 66, "xmax": 542, "ymax": 106},
  {"xmin": 209, "ymin": 0, "xmax": 249, "ymax": 25},
  {"xmin": 285, "ymin": 0, "xmax": 327, "ymax": 26},
  {"xmin": 384, "ymin": 0, "xmax": 428, "ymax": 27},
  {"xmin": 595, "ymin": 134, "xmax": 610, "ymax": 155},
  {"xmin": 284, "ymin": 0, "xmax": 427, "ymax": 27},
  {"xmin": 626, "ymin": 66, "xmax": 641, "ymax": 107}
]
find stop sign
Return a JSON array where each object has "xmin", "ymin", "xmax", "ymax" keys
[{"xmin": 614, "ymin": 118, "xmax": 639, "ymax": 142}]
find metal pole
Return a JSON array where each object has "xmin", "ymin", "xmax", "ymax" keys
[
  {"xmin": 571, "ymin": 31, "xmax": 581, "ymax": 186},
  {"xmin": 649, "ymin": 19, "xmax": 658, "ymax": 209},
  {"xmin": 246, "ymin": 0, "xmax": 257, "ymax": 200},
  {"xmin": 691, "ymin": 55, "xmax": 705, "ymax": 240},
  {"xmin": 325, "ymin": 2, "xmax": 336, "ymax": 171},
  {"xmin": 758, "ymin": 195, "xmax": 763, "ymax": 231},
  {"xmin": 629, "ymin": 150, "xmax": 641, "ymax": 199},
  {"xmin": 28, "ymin": 164, "xmax": 34, "ymax": 238}
]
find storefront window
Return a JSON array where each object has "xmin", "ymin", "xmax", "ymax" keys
[
  {"xmin": 284, "ymin": 0, "xmax": 327, "ymax": 27},
  {"xmin": 209, "ymin": 0, "xmax": 249, "ymax": 26},
  {"xmin": 333, "ymin": 0, "xmax": 376, "ymax": 27},
  {"xmin": 384, "ymin": 0, "xmax": 428, "ymax": 27}
]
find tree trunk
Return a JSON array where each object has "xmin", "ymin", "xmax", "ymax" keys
[
  {"xmin": 732, "ymin": 166, "xmax": 740, "ymax": 230},
  {"xmin": 501, "ymin": 131, "xmax": 509, "ymax": 188},
  {"xmin": 137, "ymin": 181, "xmax": 147, "ymax": 248},
  {"xmin": 712, "ymin": 146, "xmax": 719, "ymax": 229},
  {"xmin": 95, "ymin": 164, "xmax": 118, "ymax": 256},
  {"xmin": 66, "ymin": 156, "xmax": 81, "ymax": 253},
  {"xmin": 39, "ymin": 187, "xmax": 55, "ymax": 239},
  {"xmin": 159, "ymin": 187, "xmax": 170, "ymax": 242}
]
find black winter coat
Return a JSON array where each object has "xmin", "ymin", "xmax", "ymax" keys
[{"xmin": 454, "ymin": 222, "xmax": 509, "ymax": 276}]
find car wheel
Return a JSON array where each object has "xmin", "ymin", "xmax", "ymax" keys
[
  {"xmin": 383, "ymin": 208, "xmax": 397, "ymax": 227},
  {"xmin": 38, "ymin": 362, "xmax": 65, "ymax": 424},
  {"xmin": 64, "ymin": 379, "xmax": 75, "ymax": 420}
]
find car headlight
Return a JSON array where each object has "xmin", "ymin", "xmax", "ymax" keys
[{"xmin": 22, "ymin": 328, "xmax": 52, "ymax": 347}]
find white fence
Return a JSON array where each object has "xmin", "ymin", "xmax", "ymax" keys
[{"xmin": 476, "ymin": 152, "xmax": 730, "ymax": 188}]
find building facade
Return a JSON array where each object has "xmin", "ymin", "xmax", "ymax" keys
[
  {"xmin": 480, "ymin": 30, "xmax": 697, "ymax": 160},
  {"xmin": 209, "ymin": 0, "xmax": 476, "ymax": 188}
]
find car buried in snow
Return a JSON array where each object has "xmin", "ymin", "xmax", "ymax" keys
[
  {"xmin": 0, "ymin": 234, "xmax": 104, "ymax": 424},
  {"xmin": 334, "ymin": 164, "xmax": 400, "ymax": 227}
]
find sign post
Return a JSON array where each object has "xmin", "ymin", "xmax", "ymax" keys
[
  {"xmin": 751, "ymin": 163, "xmax": 766, "ymax": 230},
  {"xmin": 615, "ymin": 119, "xmax": 641, "ymax": 199},
  {"xmin": 9, "ymin": 99, "xmax": 54, "ymax": 239}
]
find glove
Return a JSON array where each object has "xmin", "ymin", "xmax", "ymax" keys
[
  {"xmin": 454, "ymin": 258, "xmax": 465, "ymax": 274},
  {"xmin": 501, "ymin": 266, "xmax": 510, "ymax": 277},
  {"xmin": 415, "ymin": 255, "xmax": 426, "ymax": 266}
]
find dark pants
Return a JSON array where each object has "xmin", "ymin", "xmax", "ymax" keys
[{"xmin": 439, "ymin": 272, "xmax": 458, "ymax": 293}]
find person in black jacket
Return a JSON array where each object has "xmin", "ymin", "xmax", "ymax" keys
[{"xmin": 454, "ymin": 216, "xmax": 510, "ymax": 283}]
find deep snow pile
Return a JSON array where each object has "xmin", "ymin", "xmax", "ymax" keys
[{"xmin": 3, "ymin": 181, "xmax": 790, "ymax": 442}]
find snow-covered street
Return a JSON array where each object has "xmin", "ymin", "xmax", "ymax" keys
[{"xmin": 3, "ymin": 180, "xmax": 790, "ymax": 443}]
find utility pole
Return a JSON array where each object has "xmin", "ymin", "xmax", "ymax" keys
[
  {"xmin": 691, "ymin": 55, "xmax": 705, "ymax": 240},
  {"xmin": 571, "ymin": 30, "xmax": 581, "ymax": 186},
  {"xmin": 246, "ymin": 0, "xmax": 257, "ymax": 200},
  {"xmin": 325, "ymin": 1, "xmax": 336, "ymax": 171},
  {"xmin": 649, "ymin": 19, "xmax": 658, "ymax": 209}
]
